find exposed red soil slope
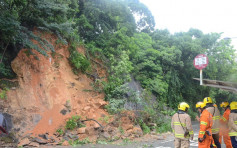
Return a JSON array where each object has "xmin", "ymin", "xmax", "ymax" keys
[{"xmin": 5, "ymin": 32, "xmax": 108, "ymax": 137}]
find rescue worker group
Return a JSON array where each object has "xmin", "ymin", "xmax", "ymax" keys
[{"xmin": 171, "ymin": 97, "xmax": 237, "ymax": 148}]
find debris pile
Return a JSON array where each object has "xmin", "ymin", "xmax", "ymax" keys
[{"xmin": 16, "ymin": 111, "xmax": 144, "ymax": 147}]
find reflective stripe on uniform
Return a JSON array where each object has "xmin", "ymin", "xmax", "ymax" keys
[
  {"xmin": 221, "ymin": 116, "xmax": 227, "ymax": 121},
  {"xmin": 173, "ymin": 122, "xmax": 186, "ymax": 127},
  {"xmin": 212, "ymin": 116, "xmax": 220, "ymax": 120},
  {"xmin": 229, "ymin": 132, "xmax": 237, "ymax": 136},
  {"xmin": 199, "ymin": 131, "xmax": 205, "ymax": 135},
  {"xmin": 175, "ymin": 133, "xmax": 184, "ymax": 138},
  {"xmin": 211, "ymin": 128, "xmax": 220, "ymax": 132},
  {"xmin": 234, "ymin": 121, "xmax": 237, "ymax": 124},
  {"xmin": 200, "ymin": 121, "xmax": 207, "ymax": 125},
  {"xmin": 212, "ymin": 143, "xmax": 217, "ymax": 147},
  {"xmin": 189, "ymin": 131, "xmax": 194, "ymax": 134}
]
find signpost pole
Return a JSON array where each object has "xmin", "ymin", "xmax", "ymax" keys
[
  {"xmin": 193, "ymin": 54, "xmax": 208, "ymax": 85},
  {"xmin": 200, "ymin": 69, "xmax": 203, "ymax": 85}
]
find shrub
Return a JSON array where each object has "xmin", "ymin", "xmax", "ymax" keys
[
  {"xmin": 156, "ymin": 119, "xmax": 172, "ymax": 133},
  {"xmin": 56, "ymin": 128, "xmax": 64, "ymax": 136},
  {"xmin": 69, "ymin": 51, "xmax": 90, "ymax": 73},
  {"xmin": 68, "ymin": 44, "xmax": 90, "ymax": 74},
  {"xmin": 138, "ymin": 119, "xmax": 150, "ymax": 134},
  {"xmin": 105, "ymin": 99, "xmax": 125, "ymax": 114},
  {"xmin": 0, "ymin": 62, "xmax": 12, "ymax": 78},
  {"xmin": 141, "ymin": 122, "xmax": 150, "ymax": 134},
  {"xmin": 65, "ymin": 115, "xmax": 85, "ymax": 130},
  {"xmin": 0, "ymin": 88, "xmax": 8, "ymax": 100}
]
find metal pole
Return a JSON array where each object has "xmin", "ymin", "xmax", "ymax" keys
[{"xmin": 200, "ymin": 69, "xmax": 203, "ymax": 85}]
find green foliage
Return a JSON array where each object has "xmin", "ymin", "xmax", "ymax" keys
[
  {"xmin": 160, "ymin": 110, "xmax": 176, "ymax": 116},
  {"xmin": 0, "ymin": 88, "xmax": 8, "ymax": 100},
  {"xmin": 96, "ymin": 140, "xmax": 108, "ymax": 145},
  {"xmin": 77, "ymin": 0, "xmax": 136, "ymax": 45},
  {"xmin": 0, "ymin": 62, "xmax": 14, "ymax": 78},
  {"xmin": 90, "ymin": 80, "xmax": 103, "ymax": 93},
  {"xmin": 0, "ymin": 0, "xmax": 75, "ymax": 50},
  {"xmin": 104, "ymin": 51, "xmax": 133, "ymax": 101},
  {"xmin": 69, "ymin": 137, "xmax": 91, "ymax": 146},
  {"xmin": 138, "ymin": 119, "xmax": 150, "ymax": 134},
  {"xmin": 156, "ymin": 119, "xmax": 172, "ymax": 133},
  {"xmin": 99, "ymin": 115, "xmax": 110, "ymax": 124},
  {"xmin": 118, "ymin": 126, "xmax": 125, "ymax": 135},
  {"xmin": 68, "ymin": 44, "xmax": 91, "ymax": 73},
  {"xmin": 103, "ymin": 50, "xmax": 134, "ymax": 114},
  {"xmin": 65, "ymin": 115, "xmax": 85, "ymax": 130},
  {"xmin": 126, "ymin": 0, "xmax": 155, "ymax": 32},
  {"xmin": 122, "ymin": 138, "xmax": 132, "ymax": 144},
  {"xmin": 188, "ymin": 109, "xmax": 198, "ymax": 120},
  {"xmin": 141, "ymin": 144, "xmax": 153, "ymax": 148},
  {"xmin": 105, "ymin": 98, "xmax": 125, "ymax": 114},
  {"xmin": 56, "ymin": 128, "xmax": 64, "ymax": 136},
  {"xmin": 85, "ymin": 42, "xmax": 103, "ymax": 57},
  {"xmin": 129, "ymin": 33, "xmax": 153, "ymax": 58},
  {"xmin": 0, "ymin": 0, "xmax": 78, "ymax": 81}
]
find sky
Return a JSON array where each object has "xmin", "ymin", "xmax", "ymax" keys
[{"xmin": 139, "ymin": 0, "xmax": 237, "ymax": 48}]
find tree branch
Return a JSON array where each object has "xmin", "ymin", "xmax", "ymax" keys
[
  {"xmin": 81, "ymin": 118, "xmax": 104, "ymax": 129},
  {"xmin": 0, "ymin": 41, "xmax": 9, "ymax": 64}
]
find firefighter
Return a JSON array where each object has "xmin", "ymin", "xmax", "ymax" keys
[
  {"xmin": 196, "ymin": 102, "xmax": 216, "ymax": 148},
  {"xmin": 195, "ymin": 102, "xmax": 203, "ymax": 122},
  {"xmin": 228, "ymin": 101, "xmax": 237, "ymax": 148},
  {"xmin": 203, "ymin": 97, "xmax": 221, "ymax": 148},
  {"xmin": 171, "ymin": 102, "xmax": 194, "ymax": 148},
  {"xmin": 219, "ymin": 102, "xmax": 232, "ymax": 148}
]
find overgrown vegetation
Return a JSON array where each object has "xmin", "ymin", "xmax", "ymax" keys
[{"xmin": 0, "ymin": 0, "xmax": 78, "ymax": 78}]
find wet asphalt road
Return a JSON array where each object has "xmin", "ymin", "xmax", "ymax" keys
[{"xmin": 56, "ymin": 121, "xmax": 226, "ymax": 148}]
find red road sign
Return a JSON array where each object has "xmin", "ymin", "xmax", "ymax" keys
[{"xmin": 193, "ymin": 54, "xmax": 208, "ymax": 70}]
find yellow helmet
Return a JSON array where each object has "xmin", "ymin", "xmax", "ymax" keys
[
  {"xmin": 178, "ymin": 102, "xmax": 190, "ymax": 111},
  {"xmin": 196, "ymin": 102, "xmax": 203, "ymax": 108},
  {"xmin": 196, "ymin": 102, "xmax": 205, "ymax": 109},
  {"xmin": 203, "ymin": 97, "xmax": 213, "ymax": 106},
  {"xmin": 220, "ymin": 102, "xmax": 229, "ymax": 108},
  {"xmin": 230, "ymin": 101, "xmax": 237, "ymax": 110}
]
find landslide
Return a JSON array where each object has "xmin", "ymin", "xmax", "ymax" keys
[
  {"xmin": 0, "ymin": 32, "xmax": 107, "ymax": 142},
  {"xmin": 0, "ymin": 32, "xmax": 144, "ymax": 147}
]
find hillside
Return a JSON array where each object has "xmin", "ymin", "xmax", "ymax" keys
[{"xmin": 0, "ymin": 0, "xmax": 237, "ymax": 147}]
